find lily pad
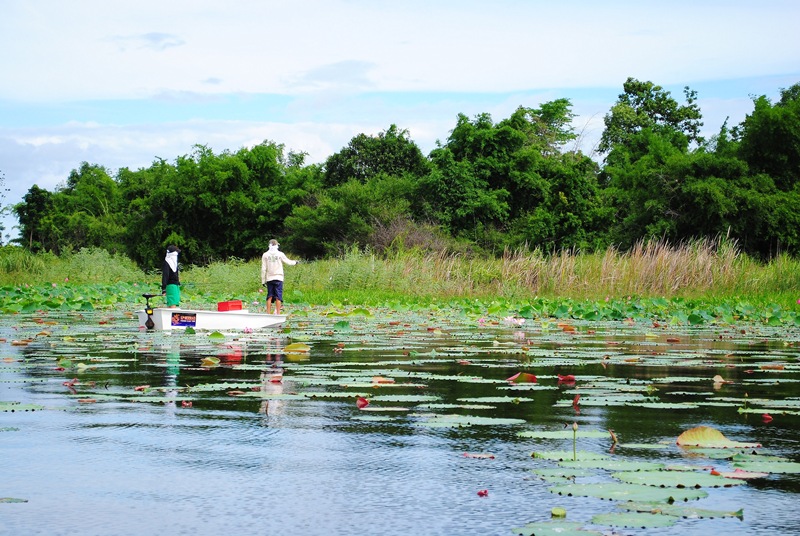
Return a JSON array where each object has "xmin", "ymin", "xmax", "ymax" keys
[
  {"xmin": 519, "ymin": 429, "xmax": 610, "ymax": 440},
  {"xmin": 416, "ymin": 414, "xmax": 526, "ymax": 428},
  {"xmin": 733, "ymin": 460, "xmax": 800, "ymax": 474},
  {"xmin": 532, "ymin": 450, "xmax": 609, "ymax": 462},
  {"xmin": 549, "ymin": 482, "xmax": 708, "ymax": 502},
  {"xmin": 510, "ymin": 521, "xmax": 602, "ymax": 536},
  {"xmin": 591, "ymin": 511, "xmax": 676, "ymax": 529},
  {"xmin": 612, "ymin": 470, "xmax": 744, "ymax": 488},
  {"xmin": 619, "ymin": 502, "xmax": 744, "ymax": 519},
  {"xmin": 558, "ymin": 459, "xmax": 665, "ymax": 472},
  {"xmin": 676, "ymin": 426, "xmax": 761, "ymax": 449},
  {"xmin": 510, "ymin": 521, "xmax": 603, "ymax": 536}
]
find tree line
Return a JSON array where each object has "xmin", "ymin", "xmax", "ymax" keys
[{"xmin": 11, "ymin": 77, "xmax": 800, "ymax": 270}]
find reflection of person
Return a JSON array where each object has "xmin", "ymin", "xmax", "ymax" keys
[
  {"xmin": 261, "ymin": 239, "xmax": 298, "ymax": 315},
  {"xmin": 259, "ymin": 356, "xmax": 285, "ymax": 417},
  {"xmin": 162, "ymin": 245, "xmax": 181, "ymax": 308}
]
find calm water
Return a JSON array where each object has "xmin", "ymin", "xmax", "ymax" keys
[{"xmin": 2, "ymin": 309, "xmax": 800, "ymax": 536}]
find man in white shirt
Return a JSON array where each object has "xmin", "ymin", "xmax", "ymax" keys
[{"xmin": 261, "ymin": 239, "xmax": 299, "ymax": 314}]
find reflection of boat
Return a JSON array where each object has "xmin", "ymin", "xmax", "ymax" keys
[{"xmin": 136, "ymin": 294, "xmax": 286, "ymax": 331}]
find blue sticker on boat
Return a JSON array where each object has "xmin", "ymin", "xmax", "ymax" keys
[{"xmin": 171, "ymin": 313, "xmax": 197, "ymax": 327}]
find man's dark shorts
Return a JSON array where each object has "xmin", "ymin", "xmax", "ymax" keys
[{"xmin": 267, "ymin": 280, "xmax": 283, "ymax": 301}]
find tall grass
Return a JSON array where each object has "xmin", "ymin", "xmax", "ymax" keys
[
  {"xmin": 2, "ymin": 239, "xmax": 797, "ymax": 306},
  {"xmin": 0, "ymin": 246, "xmax": 145, "ymax": 285}
]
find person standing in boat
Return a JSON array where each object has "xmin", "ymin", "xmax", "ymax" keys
[
  {"xmin": 162, "ymin": 245, "xmax": 181, "ymax": 308},
  {"xmin": 261, "ymin": 239, "xmax": 298, "ymax": 315}
]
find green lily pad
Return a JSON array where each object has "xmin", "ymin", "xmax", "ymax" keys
[
  {"xmin": 416, "ymin": 414, "xmax": 526, "ymax": 428},
  {"xmin": 532, "ymin": 450, "xmax": 609, "ymax": 462},
  {"xmin": 733, "ymin": 461, "xmax": 800, "ymax": 474},
  {"xmin": 558, "ymin": 459, "xmax": 665, "ymax": 472},
  {"xmin": 591, "ymin": 511, "xmax": 676, "ymax": 528},
  {"xmin": 531, "ymin": 467, "xmax": 596, "ymax": 481},
  {"xmin": 613, "ymin": 470, "xmax": 744, "ymax": 488},
  {"xmin": 549, "ymin": 482, "xmax": 708, "ymax": 502},
  {"xmin": 0, "ymin": 402, "xmax": 45, "ymax": 412},
  {"xmin": 510, "ymin": 521, "xmax": 603, "ymax": 536},
  {"xmin": 519, "ymin": 430, "xmax": 610, "ymax": 440},
  {"xmin": 619, "ymin": 502, "xmax": 744, "ymax": 519},
  {"xmin": 456, "ymin": 396, "xmax": 534, "ymax": 403}
]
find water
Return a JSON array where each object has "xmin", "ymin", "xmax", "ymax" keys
[{"xmin": 2, "ymin": 309, "xmax": 800, "ymax": 535}]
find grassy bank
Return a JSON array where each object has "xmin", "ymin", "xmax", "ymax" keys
[{"xmin": 1, "ymin": 240, "xmax": 798, "ymax": 309}]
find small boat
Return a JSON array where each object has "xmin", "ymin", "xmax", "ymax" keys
[{"xmin": 136, "ymin": 294, "xmax": 286, "ymax": 331}]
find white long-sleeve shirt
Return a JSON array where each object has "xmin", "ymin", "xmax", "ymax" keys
[{"xmin": 261, "ymin": 246, "xmax": 297, "ymax": 283}]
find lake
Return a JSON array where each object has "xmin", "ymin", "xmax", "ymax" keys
[{"xmin": 2, "ymin": 307, "xmax": 800, "ymax": 535}]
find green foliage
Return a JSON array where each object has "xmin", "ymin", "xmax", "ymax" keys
[
  {"xmin": 738, "ymin": 83, "xmax": 800, "ymax": 189},
  {"xmin": 8, "ymin": 78, "xmax": 800, "ymax": 262},
  {"xmin": 323, "ymin": 124, "xmax": 430, "ymax": 187},
  {"xmin": 599, "ymin": 77, "xmax": 703, "ymax": 154}
]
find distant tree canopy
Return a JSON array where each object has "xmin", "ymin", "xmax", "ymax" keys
[{"xmin": 13, "ymin": 78, "xmax": 800, "ymax": 267}]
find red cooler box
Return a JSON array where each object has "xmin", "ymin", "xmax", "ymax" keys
[{"xmin": 217, "ymin": 300, "xmax": 243, "ymax": 311}]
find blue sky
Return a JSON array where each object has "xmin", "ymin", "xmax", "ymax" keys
[{"xmin": 1, "ymin": 0, "xmax": 799, "ymax": 241}]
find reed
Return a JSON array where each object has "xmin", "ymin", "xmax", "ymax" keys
[{"xmin": 1, "ymin": 240, "xmax": 796, "ymax": 307}]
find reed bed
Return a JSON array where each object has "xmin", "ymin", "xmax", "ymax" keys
[{"xmin": 1, "ymin": 240, "xmax": 797, "ymax": 306}]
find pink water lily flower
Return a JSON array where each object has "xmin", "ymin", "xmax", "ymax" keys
[{"xmin": 503, "ymin": 316, "xmax": 524, "ymax": 327}]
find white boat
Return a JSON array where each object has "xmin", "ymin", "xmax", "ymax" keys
[
  {"xmin": 136, "ymin": 307, "xmax": 286, "ymax": 331},
  {"xmin": 135, "ymin": 294, "xmax": 285, "ymax": 331}
]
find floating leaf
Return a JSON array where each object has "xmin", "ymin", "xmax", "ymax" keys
[
  {"xmin": 591, "ymin": 511, "xmax": 676, "ymax": 529},
  {"xmin": 619, "ymin": 502, "xmax": 744, "ymax": 519},
  {"xmin": 417, "ymin": 414, "xmax": 526, "ymax": 428},
  {"xmin": 519, "ymin": 430, "xmax": 609, "ymax": 439},
  {"xmin": 506, "ymin": 372, "xmax": 537, "ymax": 383},
  {"xmin": 510, "ymin": 521, "xmax": 603, "ymax": 536},
  {"xmin": 613, "ymin": 470, "xmax": 744, "ymax": 488},
  {"xmin": 532, "ymin": 450, "xmax": 609, "ymax": 462},
  {"xmin": 676, "ymin": 426, "xmax": 761, "ymax": 449},
  {"xmin": 558, "ymin": 459, "xmax": 665, "ymax": 472},
  {"xmin": 284, "ymin": 342, "xmax": 311, "ymax": 353},
  {"xmin": 716, "ymin": 468, "xmax": 769, "ymax": 480},
  {"xmin": 733, "ymin": 460, "xmax": 800, "ymax": 474},
  {"xmin": 549, "ymin": 482, "xmax": 708, "ymax": 502},
  {"xmin": 201, "ymin": 357, "xmax": 220, "ymax": 367}
]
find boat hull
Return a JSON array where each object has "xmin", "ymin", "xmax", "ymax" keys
[{"xmin": 136, "ymin": 308, "xmax": 286, "ymax": 331}]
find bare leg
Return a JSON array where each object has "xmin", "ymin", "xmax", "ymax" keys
[
  {"xmin": 275, "ymin": 299, "xmax": 282, "ymax": 315},
  {"xmin": 266, "ymin": 297, "xmax": 273, "ymax": 314}
]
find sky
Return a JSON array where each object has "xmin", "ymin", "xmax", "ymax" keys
[{"xmin": 1, "ymin": 0, "xmax": 799, "ymax": 242}]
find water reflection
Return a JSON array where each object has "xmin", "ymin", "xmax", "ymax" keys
[{"xmin": 259, "ymin": 353, "xmax": 285, "ymax": 418}]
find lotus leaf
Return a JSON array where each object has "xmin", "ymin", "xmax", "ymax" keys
[
  {"xmin": 416, "ymin": 414, "xmax": 526, "ymax": 427},
  {"xmin": 532, "ymin": 450, "xmax": 609, "ymax": 462},
  {"xmin": 613, "ymin": 470, "xmax": 744, "ymax": 488},
  {"xmin": 549, "ymin": 482, "xmax": 708, "ymax": 502},
  {"xmin": 558, "ymin": 459, "xmax": 665, "ymax": 471},
  {"xmin": 518, "ymin": 430, "xmax": 609, "ymax": 439},
  {"xmin": 457, "ymin": 396, "xmax": 534, "ymax": 404},
  {"xmin": 732, "ymin": 461, "xmax": 800, "ymax": 474},
  {"xmin": 591, "ymin": 511, "xmax": 676, "ymax": 528},
  {"xmin": 619, "ymin": 502, "xmax": 744, "ymax": 519},
  {"xmin": 510, "ymin": 521, "xmax": 602, "ymax": 536},
  {"xmin": 676, "ymin": 426, "xmax": 761, "ymax": 448}
]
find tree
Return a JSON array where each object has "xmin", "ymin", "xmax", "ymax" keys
[
  {"xmin": 599, "ymin": 78, "xmax": 703, "ymax": 156},
  {"xmin": 14, "ymin": 185, "xmax": 54, "ymax": 251},
  {"xmin": 420, "ymin": 102, "xmax": 607, "ymax": 252},
  {"xmin": 323, "ymin": 125, "xmax": 430, "ymax": 187},
  {"xmin": 737, "ymin": 82, "xmax": 800, "ymax": 190}
]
